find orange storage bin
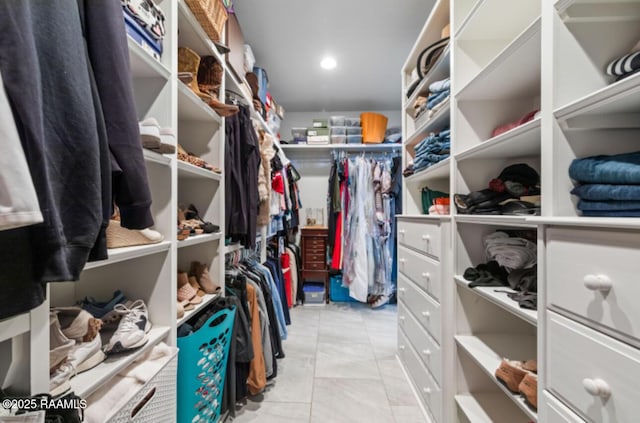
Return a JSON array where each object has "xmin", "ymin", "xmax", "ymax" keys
[{"xmin": 360, "ymin": 112, "xmax": 388, "ymax": 143}]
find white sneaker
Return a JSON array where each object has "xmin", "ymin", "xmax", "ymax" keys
[
  {"xmin": 69, "ymin": 334, "xmax": 105, "ymax": 374},
  {"xmin": 52, "ymin": 306, "xmax": 103, "ymax": 343},
  {"xmin": 104, "ymin": 300, "xmax": 152, "ymax": 354},
  {"xmin": 49, "ymin": 362, "xmax": 73, "ymax": 397},
  {"xmin": 49, "ymin": 313, "xmax": 74, "ymax": 373},
  {"xmin": 139, "ymin": 118, "xmax": 161, "ymax": 150}
]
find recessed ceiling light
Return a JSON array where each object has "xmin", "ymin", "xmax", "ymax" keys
[{"xmin": 320, "ymin": 56, "xmax": 337, "ymax": 70}]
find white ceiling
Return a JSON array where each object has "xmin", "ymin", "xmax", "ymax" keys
[{"xmin": 232, "ymin": 0, "xmax": 436, "ymax": 112}]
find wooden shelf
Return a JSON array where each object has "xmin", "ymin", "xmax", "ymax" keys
[
  {"xmin": 404, "ymin": 46, "xmax": 451, "ymax": 115},
  {"xmin": 554, "ymin": 71, "xmax": 640, "ymax": 130},
  {"xmin": 177, "ymin": 0, "xmax": 226, "ymax": 63},
  {"xmin": 84, "ymin": 241, "xmax": 171, "ymax": 271},
  {"xmin": 454, "ymin": 118, "xmax": 540, "ymax": 161},
  {"xmin": 454, "ymin": 215, "xmax": 538, "ymax": 228},
  {"xmin": 177, "ymin": 232, "xmax": 222, "ymax": 248},
  {"xmin": 0, "ymin": 313, "xmax": 30, "ymax": 343},
  {"xmin": 127, "ymin": 36, "xmax": 170, "ymax": 80},
  {"xmin": 177, "ymin": 82, "xmax": 222, "ymax": 124},
  {"xmin": 455, "ymin": 276, "xmax": 537, "ymax": 326},
  {"xmin": 455, "ymin": 393, "xmax": 531, "ymax": 423},
  {"xmin": 405, "ymin": 98, "xmax": 451, "ymax": 148},
  {"xmin": 177, "ymin": 160, "xmax": 222, "ymax": 181},
  {"xmin": 456, "ymin": 334, "xmax": 538, "ymax": 422},
  {"xmin": 405, "ymin": 158, "xmax": 451, "ymax": 185},
  {"xmin": 143, "ymin": 149, "xmax": 172, "ymax": 166},
  {"xmin": 177, "ymin": 292, "xmax": 222, "ymax": 326},
  {"xmin": 456, "ymin": 18, "xmax": 541, "ymax": 101},
  {"xmin": 70, "ymin": 326, "xmax": 170, "ymax": 398},
  {"xmin": 556, "ymin": 0, "xmax": 640, "ymax": 23}
]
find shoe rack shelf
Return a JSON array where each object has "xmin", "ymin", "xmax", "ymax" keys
[
  {"xmin": 177, "ymin": 82, "xmax": 222, "ymax": 123},
  {"xmin": 143, "ymin": 148, "xmax": 173, "ymax": 166},
  {"xmin": 454, "ymin": 392, "xmax": 529, "ymax": 423},
  {"xmin": 405, "ymin": 98, "xmax": 451, "ymax": 149},
  {"xmin": 127, "ymin": 35, "xmax": 171, "ymax": 80},
  {"xmin": 455, "ymin": 334, "xmax": 538, "ymax": 421},
  {"xmin": 177, "ymin": 232, "xmax": 222, "ymax": 249},
  {"xmin": 83, "ymin": 241, "xmax": 172, "ymax": 271},
  {"xmin": 454, "ymin": 276, "xmax": 537, "ymax": 326},
  {"xmin": 176, "ymin": 292, "xmax": 221, "ymax": 327},
  {"xmin": 177, "ymin": 160, "xmax": 222, "ymax": 181},
  {"xmin": 69, "ymin": 326, "xmax": 172, "ymax": 399},
  {"xmin": 453, "ymin": 215, "xmax": 538, "ymax": 228}
]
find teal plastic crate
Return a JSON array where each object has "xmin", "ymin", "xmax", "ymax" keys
[
  {"xmin": 330, "ymin": 274, "xmax": 356, "ymax": 302},
  {"xmin": 177, "ymin": 307, "xmax": 235, "ymax": 423}
]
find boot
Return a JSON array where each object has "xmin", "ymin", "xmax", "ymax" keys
[{"xmin": 178, "ymin": 47, "xmax": 211, "ymax": 102}]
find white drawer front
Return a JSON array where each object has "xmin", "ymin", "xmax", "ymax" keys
[
  {"xmin": 399, "ymin": 300, "xmax": 442, "ymax": 387},
  {"xmin": 541, "ymin": 391, "xmax": 586, "ymax": 423},
  {"xmin": 397, "ymin": 219, "xmax": 441, "ymax": 260},
  {"xmin": 398, "ymin": 328, "xmax": 441, "ymax": 423},
  {"xmin": 547, "ymin": 227, "xmax": 640, "ymax": 345},
  {"xmin": 398, "ymin": 245, "xmax": 441, "ymax": 302},
  {"xmin": 547, "ymin": 311, "xmax": 640, "ymax": 423},
  {"xmin": 398, "ymin": 274, "xmax": 441, "ymax": 344}
]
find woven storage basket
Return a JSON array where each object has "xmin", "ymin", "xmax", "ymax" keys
[
  {"xmin": 109, "ymin": 352, "xmax": 178, "ymax": 422},
  {"xmin": 360, "ymin": 112, "xmax": 388, "ymax": 144},
  {"xmin": 177, "ymin": 307, "xmax": 236, "ymax": 423},
  {"xmin": 185, "ymin": 0, "xmax": 228, "ymax": 42}
]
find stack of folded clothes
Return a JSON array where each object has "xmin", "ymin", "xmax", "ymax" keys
[
  {"xmin": 413, "ymin": 128, "xmax": 450, "ymax": 173},
  {"xmin": 606, "ymin": 40, "xmax": 640, "ymax": 82},
  {"xmin": 427, "ymin": 78, "xmax": 450, "ymax": 112},
  {"xmin": 569, "ymin": 151, "xmax": 640, "ymax": 217},
  {"xmin": 463, "ymin": 230, "xmax": 538, "ymax": 310},
  {"xmin": 454, "ymin": 163, "xmax": 541, "ymax": 215}
]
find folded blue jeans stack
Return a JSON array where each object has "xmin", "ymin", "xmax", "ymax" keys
[
  {"xmin": 427, "ymin": 78, "xmax": 450, "ymax": 110},
  {"xmin": 569, "ymin": 151, "xmax": 640, "ymax": 216},
  {"xmin": 414, "ymin": 128, "xmax": 450, "ymax": 172}
]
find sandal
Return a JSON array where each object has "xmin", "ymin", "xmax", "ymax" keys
[
  {"xmin": 177, "ymin": 145, "xmax": 222, "ymax": 173},
  {"xmin": 185, "ymin": 204, "xmax": 220, "ymax": 233},
  {"xmin": 371, "ymin": 295, "xmax": 389, "ymax": 308}
]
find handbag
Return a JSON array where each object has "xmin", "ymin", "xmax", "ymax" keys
[{"xmin": 406, "ymin": 23, "xmax": 450, "ymax": 99}]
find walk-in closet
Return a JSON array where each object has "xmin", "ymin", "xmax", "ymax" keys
[{"xmin": 2, "ymin": 0, "xmax": 640, "ymax": 422}]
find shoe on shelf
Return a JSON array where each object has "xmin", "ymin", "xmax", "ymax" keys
[
  {"xmin": 197, "ymin": 56, "xmax": 223, "ymax": 100},
  {"xmin": 68, "ymin": 334, "xmax": 105, "ymax": 374},
  {"xmin": 185, "ymin": 204, "xmax": 220, "ymax": 234},
  {"xmin": 177, "ymin": 271, "xmax": 203, "ymax": 306},
  {"xmin": 49, "ymin": 313, "xmax": 74, "ymax": 374},
  {"xmin": 178, "ymin": 47, "xmax": 212, "ymax": 102},
  {"xmin": 190, "ymin": 261, "xmax": 221, "ymax": 294},
  {"xmin": 49, "ymin": 362, "xmax": 73, "ymax": 397},
  {"xmin": 106, "ymin": 219, "xmax": 164, "ymax": 249},
  {"xmin": 177, "ymin": 145, "xmax": 221, "ymax": 173},
  {"xmin": 157, "ymin": 127, "xmax": 176, "ymax": 154},
  {"xmin": 52, "ymin": 307, "xmax": 103, "ymax": 343},
  {"xmin": 103, "ymin": 300, "xmax": 152, "ymax": 355},
  {"xmin": 188, "ymin": 276, "xmax": 206, "ymax": 297},
  {"xmin": 78, "ymin": 290, "xmax": 127, "ymax": 326},
  {"xmin": 495, "ymin": 359, "xmax": 536, "ymax": 393},
  {"xmin": 177, "ymin": 301, "xmax": 185, "ymax": 319},
  {"xmin": 519, "ymin": 372, "xmax": 538, "ymax": 410},
  {"xmin": 139, "ymin": 118, "xmax": 176, "ymax": 154}
]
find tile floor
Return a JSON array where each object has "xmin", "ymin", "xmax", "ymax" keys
[{"xmin": 228, "ymin": 302, "xmax": 427, "ymax": 423}]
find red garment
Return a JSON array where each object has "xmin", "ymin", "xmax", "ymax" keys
[
  {"xmin": 281, "ymin": 253, "xmax": 292, "ymax": 308},
  {"xmin": 331, "ymin": 179, "xmax": 344, "ymax": 271}
]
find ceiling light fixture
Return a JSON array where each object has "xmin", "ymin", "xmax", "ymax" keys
[{"xmin": 320, "ymin": 56, "xmax": 337, "ymax": 70}]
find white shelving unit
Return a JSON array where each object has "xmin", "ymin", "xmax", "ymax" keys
[{"xmin": 177, "ymin": 293, "xmax": 222, "ymax": 327}]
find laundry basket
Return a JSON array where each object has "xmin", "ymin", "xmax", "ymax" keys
[
  {"xmin": 177, "ymin": 307, "xmax": 236, "ymax": 423},
  {"xmin": 360, "ymin": 112, "xmax": 388, "ymax": 144}
]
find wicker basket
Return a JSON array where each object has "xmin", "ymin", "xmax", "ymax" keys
[
  {"xmin": 360, "ymin": 112, "xmax": 388, "ymax": 144},
  {"xmin": 185, "ymin": 0, "xmax": 228, "ymax": 42}
]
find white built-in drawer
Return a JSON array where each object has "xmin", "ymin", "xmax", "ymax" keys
[
  {"xmin": 398, "ymin": 245, "xmax": 441, "ymax": 302},
  {"xmin": 547, "ymin": 311, "xmax": 640, "ymax": 423},
  {"xmin": 399, "ymin": 299, "xmax": 442, "ymax": 387},
  {"xmin": 541, "ymin": 391, "xmax": 585, "ymax": 423},
  {"xmin": 398, "ymin": 274, "xmax": 441, "ymax": 344},
  {"xmin": 397, "ymin": 219, "xmax": 441, "ymax": 260},
  {"xmin": 547, "ymin": 227, "xmax": 640, "ymax": 345},
  {"xmin": 398, "ymin": 328, "xmax": 441, "ymax": 423}
]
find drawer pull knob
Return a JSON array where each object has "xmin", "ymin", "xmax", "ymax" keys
[
  {"xmin": 422, "ymin": 387, "xmax": 431, "ymax": 395},
  {"xmin": 399, "ymin": 345, "xmax": 406, "ymax": 350},
  {"xmin": 422, "ymin": 311, "xmax": 430, "ymax": 318},
  {"xmin": 422, "ymin": 234, "xmax": 431, "ymax": 241},
  {"xmin": 422, "ymin": 272, "xmax": 430, "ymax": 280},
  {"xmin": 399, "ymin": 316, "xmax": 406, "ymax": 321},
  {"xmin": 399, "ymin": 287, "xmax": 406, "ymax": 293},
  {"xmin": 399, "ymin": 258, "xmax": 407, "ymax": 264},
  {"xmin": 583, "ymin": 274, "xmax": 612, "ymax": 292},
  {"xmin": 583, "ymin": 378, "xmax": 611, "ymax": 399},
  {"xmin": 422, "ymin": 349, "xmax": 431, "ymax": 356}
]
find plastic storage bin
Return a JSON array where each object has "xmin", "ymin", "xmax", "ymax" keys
[
  {"xmin": 177, "ymin": 307, "xmax": 236, "ymax": 423},
  {"xmin": 330, "ymin": 116, "xmax": 346, "ymax": 126},
  {"xmin": 331, "ymin": 135, "xmax": 346, "ymax": 144},
  {"xmin": 345, "ymin": 117, "xmax": 361, "ymax": 127},
  {"xmin": 312, "ymin": 118, "xmax": 329, "ymax": 128},
  {"xmin": 330, "ymin": 127, "xmax": 347, "ymax": 136},
  {"xmin": 346, "ymin": 127, "xmax": 362, "ymax": 135},
  {"xmin": 307, "ymin": 128, "xmax": 330, "ymax": 136},
  {"xmin": 291, "ymin": 127, "xmax": 306, "ymax": 139},
  {"xmin": 347, "ymin": 135, "xmax": 363, "ymax": 144},
  {"xmin": 330, "ymin": 274, "xmax": 356, "ymax": 302},
  {"xmin": 304, "ymin": 283, "xmax": 325, "ymax": 304}
]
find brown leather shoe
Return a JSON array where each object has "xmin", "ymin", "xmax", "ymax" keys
[
  {"xmin": 495, "ymin": 359, "xmax": 531, "ymax": 393},
  {"xmin": 209, "ymin": 97, "xmax": 239, "ymax": 117},
  {"xmin": 519, "ymin": 372, "xmax": 538, "ymax": 409}
]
